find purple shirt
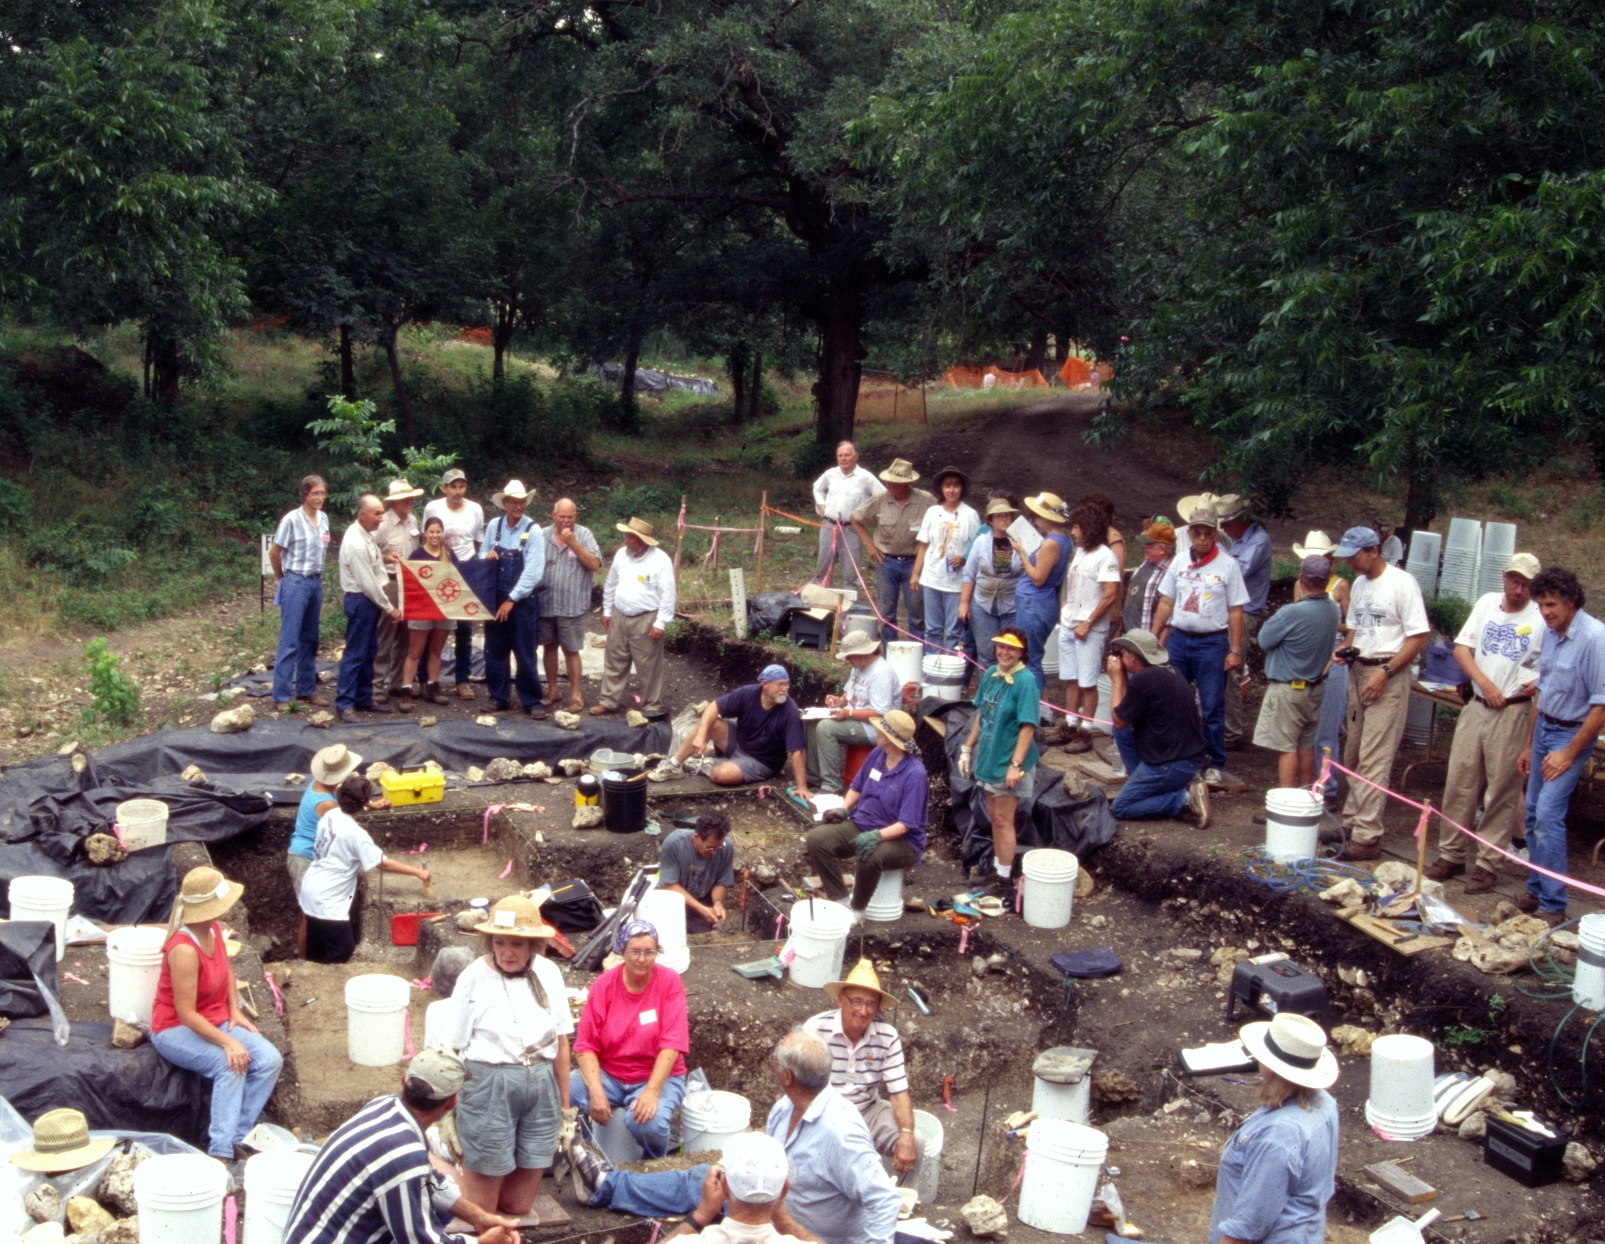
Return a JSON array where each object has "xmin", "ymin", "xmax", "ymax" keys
[
  {"xmin": 715, "ymin": 684, "xmax": 806, "ymax": 772},
  {"xmin": 849, "ymin": 747, "xmax": 928, "ymax": 860}
]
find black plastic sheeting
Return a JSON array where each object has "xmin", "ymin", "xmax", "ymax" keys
[
  {"xmin": 0, "ymin": 922, "xmax": 69, "ymax": 1048},
  {"xmin": 227, "ymin": 641, "xmax": 487, "ymax": 697},
  {"xmin": 747, "ymin": 592, "xmax": 805, "ymax": 636},
  {"xmin": 934, "ymin": 702, "xmax": 1119, "ymax": 874},
  {"xmin": 0, "ymin": 1018, "xmax": 210, "ymax": 1146}
]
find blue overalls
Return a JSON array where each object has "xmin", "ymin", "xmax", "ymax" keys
[{"xmin": 484, "ymin": 517, "xmax": 543, "ymax": 710}]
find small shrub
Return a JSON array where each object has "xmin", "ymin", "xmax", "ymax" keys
[
  {"xmin": 81, "ymin": 638, "xmax": 142, "ymax": 727},
  {"xmin": 1487, "ymin": 483, "xmax": 1539, "ymax": 521},
  {"xmin": 26, "ymin": 523, "xmax": 137, "ymax": 579},
  {"xmin": 0, "ymin": 477, "xmax": 33, "ymax": 533},
  {"xmin": 791, "ymin": 439, "xmax": 835, "ymax": 480},
  {"xmin": 603, "ymin": 483, "xmax": 680, "ymax": 521},
  {"xmin": 1426, "ymin": 593, "xmax": 1472, "ymax": 641}
]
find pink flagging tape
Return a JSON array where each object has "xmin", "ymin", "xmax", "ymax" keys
[
  {"xmin": 1313, "ymin": 756, "xmax": 1605, "ymax": 899},
  {"xmin": 482, "ymin": 803, "xmax": 506, "ymax": 846}
]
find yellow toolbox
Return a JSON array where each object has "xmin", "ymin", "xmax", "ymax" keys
[{"xmin": 381, "ymin": 767, "xmax": 445, "ymax": 806}]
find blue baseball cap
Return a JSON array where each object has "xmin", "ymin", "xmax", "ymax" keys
[
  {"xmin": 1333, "ymin": 526, "xmax": 1381, "ymax": 557},
  {"xmin": 758, "ymin": 664, "xmax": 790, "ymax": 684}
]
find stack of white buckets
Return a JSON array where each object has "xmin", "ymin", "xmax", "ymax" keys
[
  {"xmin": 886, "ymin": 640, "xmax": 923, "ymax": 690},
  {"xmin": 1018, "ymin": 1118, "xmax": 1109, "ymax": 1235},
  {"xmin": 1365, "ymin": 1034, "xmax": 1437, "ymax": 1140},
  {"xmin": 865, "ymin": 870, "xmax": 905, "ymax": 922},
  {"xmin": 637, "ymin": 887, "xmax": 691, "ymax": 973}
]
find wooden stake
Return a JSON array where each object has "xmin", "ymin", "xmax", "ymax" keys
[
  {"xmin": 673, "ymin": 493, "xmax": 686, "ymax": 585},
  {"xmin": 1408, "ymin": 800, "xmax": 1432, "ymax": 902},
  {"xmin": 756, "ymin": 491, "xmax": 768, "ymax": 593},
  {"xmin": 711, "ymin": 515, "xmax": 722, "ymax": 570}
]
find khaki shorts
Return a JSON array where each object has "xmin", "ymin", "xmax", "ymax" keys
[
  {"xmin": 457, "ymin": 1058, "xmax": 561, "ymax": 1176},
  {"xmin": 1253, "ymin": 680, "xmax": 1326, "ymax": 753},
  {"xmin": 538, "ymin": 614, "xmax": 587, "ymax": 652}
]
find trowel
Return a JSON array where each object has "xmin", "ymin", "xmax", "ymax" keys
[{"xmin": 732, "ymin": 955, "xmax": 786, "ymax": 980}]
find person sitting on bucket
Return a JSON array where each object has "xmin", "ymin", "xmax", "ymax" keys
[
  {"xmin": 802, "ymin": 958, "xmax": 923, "ymax": 1183},
  {"xmin": 804, "ymin": 710, "xmax": 927, "ymax": 925},
  {"xmin": 808, "ymin": 629, "xmax": 901, "ymax": 797},
  {"xmin": 651, "ymin": 664, "xmax": 810, "ymax": 799}
]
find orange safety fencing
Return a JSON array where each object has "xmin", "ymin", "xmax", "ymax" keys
[
  {"xmin": 1059, "ymin": 357, "xmax": 1115, "ymax": 388},
  {"xmin": 456, "ymin": 326, "xmax": 495, "ymax": 347},
  {"xmin": 941, "ymin": 365, "xmax": 1050, "ymax": 391},
  {"xmin": 855, "ymin": 373, "xmax": 928, "ymax": 424}
]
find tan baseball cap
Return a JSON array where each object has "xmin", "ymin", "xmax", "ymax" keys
[
  {"xmin": 1505, "ymin": 552, "xmax": 1541, "ymax": 580},
  {"xmin": 406, "ymin": 1046, "xmax": 466, "ymax": 1099}
]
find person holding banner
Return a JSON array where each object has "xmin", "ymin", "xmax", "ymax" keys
[
  {"xmin": 424, "ymin": 468, "xmax": 487, "ymax": 700},
  {"xmin": 482, "ymin": 480, "xmax": 547, "ymax": 718},
  {"xmin": 393, "ymin": 515, "xmax": 458, "ymax": 711}
]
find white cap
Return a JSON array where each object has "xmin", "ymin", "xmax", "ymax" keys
[{"xmin": 720, "ymin": 1131, "xmax": 790, "ymax": 1204}]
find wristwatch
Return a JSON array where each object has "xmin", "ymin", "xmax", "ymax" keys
[{"xmin": 1382, "ymin": 665, "xmax": 1397, "ymax": 679}]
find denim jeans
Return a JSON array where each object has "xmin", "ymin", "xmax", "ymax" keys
[
  {"xmin": 1015, "ymin": 591, "xmax": 1058, "ymax": 696},
  {"xmin": 1166, "ymin": 629, "xmax": 1229, "ymax": 771},
  {"xmin": 271, "ymin": 571, "xmax": 323, "ymax": 702},
  {"xmin": 922, "ymin": 587, "xmax": 964, "ymax": 656},
  {"xmin": 969, "ymin": 606, "xmax": 1016, "ymax": 658},
  {"xmin": 485, "ymin": 598, "xmax": 542, "ymax": 709},
  {"xmin": 150, "ymin": 1022, "xmax": 284, "ymax": 1158},
  {"xmin": 453, "ymin": 622, "xmax": 475, "ymax": 685},
  {"xmin": 1314, "ymin": 662, "xmax": 1348, "ymax": 797},
  {"xmin": 336, "ymin": 593, "xmax": 382, "ymax": 711},
  {"xmin": 569, "ymin": 1068, "xmax": 687, "ymax": 1158},
  {"xmin": 593, "ymin": 1164, "xmax": 708, "ymax": 1216},
  {"xmin": 876, "ymin": 556, "xmax": 923, "ymax": 642},
  {"xmin": 1523, "ymin": 715, "xmax": 1590, "ymax": 913},
  {"xmin": 1110, "ymin": 736, "xmax": 1199, "ymax": 819}
]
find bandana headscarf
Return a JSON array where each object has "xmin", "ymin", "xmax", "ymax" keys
[{"xmin": 613, "ymin": 919, "xmax": 660, "ymax": 955}]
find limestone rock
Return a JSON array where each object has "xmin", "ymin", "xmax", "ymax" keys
[
  {"xmin": 483, "ymin": 757, "xmax": 523, "ymax": 783},
  {"xmin": 1489, "ymin": 913, "xmax": 1550, "ymax": 945},
  {"xmin": 1492, "ymin": 899, "xmax": 1521, "ymax": 923},
  {"xmin": 1092, "ymin": 1069, "xmax": 1141, "ymax": 1104},
  {"xmin": 1482, "ymin": 1068, "xmax": 1519, "ymax": 1100},
  {"xmin": 71, "ymin": 753, "xmax": 87, "ymax": 774},
  {"xmin": 474, "ymin": 715, "xmax": 498, "ymax": 728},
  {"xmin": 572, "ymin": 805, "xmax": 604, "ymax": 830},
  {"xmin": 1458, "ymin": 1111, "xmax": 1487, "ymax": 1141},
  {"xmin": 522, "ymin": 761, "xmax": 552, "ymax": 780},
  {"xmin": 1319, "ymin": 877, "xmax": 1367, "ymax": 906},
  {"xmin": 1563, "ymin": 1141, "xmax": 1597, "ymax": 1182},
  {"xmin": 284, "ymin": 773, "xmax": 307, "ymax": 785},
  {"xmin": 1452, "ymin": 935, "xmax": 1528, "ymax": 975},
  {"xmin": 1166, "ymin": 947, "xmax": 1204, "ymax": 963},
  {"xmin": 1086, "ymin": 913, "xmax": 1108, "ymax": 929},
  {"xmin": 111, "ymin": 1018, "xmax": 146, "ymax": 1048},
  {"xmin": 85, "ymin": 833, "xmax": 128, "ymax": 865},
  {"xmin": 98, "ymin": 1222, "xmax": 139, "ymax": 1244},
  {"xmin": 179, "ymin": 764, "xmax": 206, "ymax": 783},
  {"xmin": 464, "ymin": 766, "xmax": 485, "ymax": 782},
  {"xmin": 25, "ymin": 1184, "xmax": 60, "ymax": 1223},
  {"xmin": 365, "ymin": 761, "xmax": 397, "ymax": 781},
  {"xmin": 558, "ymin": 759, "xmax": 586, "ymax": 776},
  {"xmin": 1210, "ymin": 946, "xmax": 1246, "ymax": 967},
  {"xmin": 1074, "ymin": 868, "xmax": 1095, "ymax": 899},
  {"xmin": 554, "ymin": 710, "xmax": 581, "ymax": 730},
  {"xmin": 22, "ymin": 1222, "xmax": 64, "ymax": 1244},
  {"xmin": 209, "ymin": 703, "xmax": 254, "ymax": 734},
  {"xmin": 307, "ymin": 710, "xmax": 334, "ymax": 728},
  {"xmin": 1177, "ymin": 1157, "xmax": 1218, "ymax": 1189},
  {"xmin": 66, "ymin": 1198, "xmax": 115, "ymax": 1236},
  {"xmin": 751, "ymin": 864, "xmax": 779, "ymax": 889},
  {"xmin": 626, "ymin": 709, "xmax": 649, "ymax": 728},
  {"xmin": 250, "ymin": 662, "xmax": 267, "ymax": 674},
  {"xmin": 960, "ymin": 1194, "xmax": 1009, "ymax": 1239},
  {"xmin": 317, "ymin": 668, "xmax": 334, "ymax": 683},
  {"xmin": 454, "ymin": 910, "xmax": 483, "ymax": 932},
  {"xmin": 417, "ymin": 715, "xmax": 438, "ymax": 728},
  {"xmin": 100, "ymin": 1149, "xmax": 150, "ymax": 1216},
  {"xmin": 1370, "ymin": 861, "xmax": 1420, "ymax": 894},
  {"xmin": 1330, "ymin": 1025, "xmax": 1377, "ymax": 1057},
  {"xmin": 57, "ymin": 740, "xmax": 80, "ymax": 755}
]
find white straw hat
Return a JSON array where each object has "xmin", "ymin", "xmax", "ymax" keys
[{"xmin": 1240, "ymin": 1013, "xmax": 1339, "ymax": 1090}]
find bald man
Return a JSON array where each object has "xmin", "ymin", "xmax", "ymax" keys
[
  {"xmin": 337, "ymin": 493, "xmax": 405, "ymax": 722},
  {"xmin": 539, "ymin": 498, "xmax": 603, "ymax": 710}
]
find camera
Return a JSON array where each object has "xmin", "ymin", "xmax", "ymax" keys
[{"xmin": 1334, "ymin": 646, "xmax": 1360, "ymax": 663}]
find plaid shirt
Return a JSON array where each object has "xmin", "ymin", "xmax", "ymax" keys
[
  {"xmin": 1125, "ymin": 554, "xmax": 1172, "ymax": 633},
  {"xmin": 272, "ymin": 506, "xmax": 330, "ymax": 577},
  {"xmin": 538, "ymin": 523, "xmax": 601, "ymax": 618}
]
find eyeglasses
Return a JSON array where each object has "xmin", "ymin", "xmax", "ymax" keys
[
  {"xmin": 624, "ymin": 947, "xmax": 658, "ymax": 960},
  {"xmin": 842, "ymin": 997, "xmax": 880, "ymax": 1013}
]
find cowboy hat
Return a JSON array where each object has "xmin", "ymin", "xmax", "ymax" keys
[
  {"xmin": 492, "ymin": 480, "xmax": 535, "ymax": 508},
  {"xmin": 1240, "ymin": 1013, "xmax": 1339, "ymax": 1090},
  {"xmin": 9, "ymin": 1109, "xmax": 115, "ymax": 1173},
  {"xmin": 1182, "ymin": 504, "xmax": 1221, "ymax": 531},
  {"xmin": 824, "ymin": 957, "xmax": 899, "ymax": 1010},
  {"xmin": 615, "ymin": 517, "xmax": 660, "ymax": 546},
  {"xmin": 868, "ymin": 709, "xmax": 917, "ymax": 749},
  {"xmin": 1110, "ymin": 629, "xmax": 1169, "ymax": 666},
  {"xmin": 983, "ymin": 498, "xmax": 1018, "ymax": 518},
  {"xmin": 931, "ymin": 466, "xmax": 969, "ymax": 494},
  {"xmin": 1213, "ymin": 493, "xmax": 1249, "ymax": 520},
  {"xmin": 1290, "ymin": 530, "xmax": 1338, "ymax": 559},
  {"xmin": 836, "ymin": 631, "xmax": 882, "ymax": 659},
  {"xmin": 1023, "ymin": 492, "xmax": 1068, "ymax": 524},
  {"xmin": 473, "ymin": 893, "xmax": 557, "ymax": 940},
  {"xmin": 384, "ymin": 479, "xmax": 424, "ymax": 503},
  {"xmin": 878, "ymin": 459, "xmax": 920, "ymax": 485},
  {"xmin": 174, "ymin": 866, "xmax": 244, "ymax": 924},
  {"xmin": 311, "ymin": 743, "xmax": 363, "ymax": 787}
]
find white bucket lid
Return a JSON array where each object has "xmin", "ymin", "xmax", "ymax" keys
[
  {"xmin": 9, "ymin": 874, "xmax": 74, "ymax": 902},
  {"xmin": 1265, "ymin": 787, "xmax": 1322, "ymax": 814},
  {"xmin": 116, "ymin": 798, "xmax": 170, "ymax": 822},
  {"xmin": 345, "ymin": 973, "xmax": 411, "ymax": 1012},
  {"xmin": 1370, "ymin": 1034, "xmax": 1435, "ymax": 1063},
  {"xmin": 134, "ymin": 1152, "xmax": 228, "ymax": 1208},
  {"xmin": 1021, "ymin": 848, "xmax": 1079, "ymax": 881},
  {"xmin": 107, "ymin": 925, "xmax": 169, "ymax": 963},
  {"xmin": 790, "ymin": 900, "xmax": 853, "ymax": 936},
  {"xmin": 1026, "ymin": 1118, "xmax": 1108, "ymax": 1161}
]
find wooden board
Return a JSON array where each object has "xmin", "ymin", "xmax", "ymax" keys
[
  {"xmin": 1341, "ymin": 911, "xmax": 1455, "ymax": 956},
  {"xmin": 446, "ymin": 1194, "xmax": 572, "ymax": 1234},
  {"xmin": 1364, "ymin": 1160, "xmax": 1438, "ymax": 1203}
]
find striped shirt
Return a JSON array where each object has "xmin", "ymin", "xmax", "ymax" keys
[
  {"xmin": 273, "ymin": 506, "xmax": 331, "ymax": 577},
  {"xmin": 283, "ymin": 1094, "xmax": 466, "ymax": 1244},
  {"xmin": 538, "ymin": 523, "xmax": 601, "ymax": 618},
  {"xmin": 803, "ymin": 1009, "xmax": 909, "ymax": 1109}
]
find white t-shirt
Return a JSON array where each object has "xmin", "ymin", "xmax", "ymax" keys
[
  {"xmin": 1061, "ymin": 545, "xmax": 1122, "ymax": 629},
  {"xmin": 298, "ymin": 808, "xmax": 385, "ymax": 921},
  {"xmin": 438, "ymin": 955, "xmax": 574, "ymax": 1064},
  {"xmin": 422, "ymin": 497, "xmax": 486, "ymax": 562},
  {"xmin": 1157, "ymin": 548, "xmax": 1250, "ymax": 634},
  {"xmin": 1348, "ymin": 563, "xmax": 1430, "ymax": 658},
  {"xmin": 915, "ymin": 503, "xmax": 979, "ymax": 593},
  {"xmin": 1455, "ymin": 592, "xmax": 1543, "ymax": 699}
]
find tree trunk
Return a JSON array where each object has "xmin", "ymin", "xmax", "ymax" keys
[
  {"xmin": 1403, "ymin": 458, "xmax": 1439, "ymax": 536},
  {"xmin": 1052, "ymin": 332, "xmax": 1067, "ymax": 363},
  {"xmin": 339, "ymin": 324, "xmax": 355, "ymax": 397},
  {"xmin": 492, "ymin": 298, "xmax": 519, "ymax": 381},
  {"xmin": 381, "ymin": 323, "xmax": 416, "ymax": 443},
  {"xmin": 1024, "ymin": 326, "xmax": 1049, "ymax": 374},
  {"xmin": 619, "ymin": 331, "xmax": 642, "ymax": 431},
  {"xmin": 813, "ymin": 289, "xmax": 865, "ymax": 446},
  {"xmin": 147, "ymin": 331, "xmax": 183, "ymax": 409},
  {"xmin": 749, "ymin": 349, "xmax": 763, "ymax": 422},
  {"xmin": 728, "ymin": 340, "xmax": 750, "ymax": 423}
]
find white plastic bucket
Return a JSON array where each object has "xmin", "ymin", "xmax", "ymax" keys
[
  {"xmin": 1264, "ymin": 788, "xmax": 1322, "ymax": 863},
  {"xmin": 117, "ymin": 798, "xmax": 170, "ymax": 851},
  {"xmin": 242, "ymin": 1150, "xmax": 314, "ymax": 1244},
  {"xmin": 135, "ymin": 1152, "xmax": 228, "ymax": 1244},
  {"xmin": 638, "ymin": 887, "xmax": 690, "ymax": 974},
  {"xmin": 1366, "ymin": 1034, "xmax": 1436, "ymax": 1138},
  {"xmin": 107, "ymin": 925, "xmax": 169, "ymax": 1027},
  {"xmin": 785, "ymin": 900, "xmax": 853, "ymax": 989},
  {"xmin": 921, "ymin": 655, "xmax": 966, "ymax": 702},
  {"xmin": 1574, "ymin": 912, "xmax": 1605, "ymax": 1011},
  {"xmin": 680, "ymin": 1089, "xmax": 752, "ymax": 1154},
  {"xmin": 596, "ymin": 1109, "xmax": 643, "ymax": 1165},
  {"xmin": 1041, "ymin": 625, "xmax": 1061, "ymax": 676},
  {"xmin": 345, "ymin": 974, "xmax": 411, "ymax": 1066},
  {"xmin": 886, "ymin": 641, "xmax": 924, "ymax": 688},
  {"xmin": 912, "ymin": 1109, "xmax": 943, "ymax": 1206},
  {"xmin": 865, "ymin": 870, "xmax": 905, "ymax": 922},
  {"xmin": 8, "ymin": 875, "xmax": 74, "ymax": 960},
  {"xmin": 1017, "ymin": 1118, "xmax": 1107, "ymax": 1235},
  {"xmin": 1032, "ymin": 1073, "xmax": 1092, "ymax": 1124},
  {"xmin": 1021, "ymin": 849, "xmax": 1078, "ymax": 929}
]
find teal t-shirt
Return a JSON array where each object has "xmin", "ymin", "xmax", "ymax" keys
[{"xmin": 973, "ymin": 664, "xmax": 1041, "ymax": 783}]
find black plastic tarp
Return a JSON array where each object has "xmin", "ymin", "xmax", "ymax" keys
[
  {"xmin": 934, "ymin": 702, "xmax": 1119, "ymax": 873},
  {"xmin": 226, "ymin": 641, "xmax": 486, "ymax": 697},
  {"xmin": 0, "ymin": 922, "xmax": 61, "ymax": 1020},
  {"xmin": 747, "ymin": 592, "xmax": 805, "ymax": 636},
  {"xmin": 0, "ymin": 1018, "xmax": 210, "ymax": 1145}
]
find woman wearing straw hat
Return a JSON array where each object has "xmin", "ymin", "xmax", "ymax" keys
[
  {"xmin": 910, "ymin": 467, "xmax": 979, "ymax": 658},
  {"xmin": 1015, "ymin": 492, "xmax": 1072, "ymax": 708},
  {"xmin": 481, "ymin": 479, "xmax": 547, "ymax": 717},
  {"xmin": 1291, "ymin": 531, "xmax": 1350, "ymax": 807},
  {"xmin": 958, "ymin": 627, "xmax": 1040, "ymax": 897},
  {"xmin": 960, "ymin": 496, "xmax": 1025, "ymax": 661},
  {"xmin": 1210, "ymin": 1012, "xmax": 1340, "ymax": 1244},
  {"xmin": 439, "ymin": 894, "xmax": 574, "ymax": 1221},
  {"xmin": 149, "ymin": 867, "xmax": 283, "ymax": 1160}
]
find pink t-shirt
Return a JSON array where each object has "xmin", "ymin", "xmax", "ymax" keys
[{"xmin": 574, "ymin": 964, "xmax": 689, "ymax": 1082}]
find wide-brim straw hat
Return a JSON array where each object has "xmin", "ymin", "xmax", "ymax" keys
[
  {"xmin": 384, "ymin": 479, "xmax": 424, "ymax": 503},
  {"xmin": 616, "ymin": 517, "xmax": 660, "ymax": 546},
  {"xmin": 869, "ymin": 710, "xmax": 917, "ymax": 748},
  {"xmin": 9, "ymin": 1109, "xmax": 115, "ymax": 1173},
  {"xmin": 836, "ymin": 631, "xmax": 882, "ymax": 659},
  {"xmin": 311, "ymin": 743, "xmax": 362, "ymax": 787},
  {"xmin": 492, "ymin": 480, "xmax": 535, "ymax": 508},
  {"xmin": 932, "ymin": 466, "xmax": 969, "ymax": 494},
  {"xmin": 824, "ymin": 956, "xmax": 898, "ymax": 1010},
  {"xmin": 1291, "ymin": 530, "xmax": 1338, "ymax": 559},
  {"xmin": 474, "ymin": 893, "xmax": 557, "ymax": 940},
  {"xmin": 1181, "ymin": 504, "xmax": 1221, "ymax": 531},
  {"xmin": 878, "ymin": 459, "xmax": 920, "ymax": 484},
  {"xmin": 1023, "ymin": 492, "xmax": 1068, "ymax": 524},
  {"xmin": 1241, "ymin": 1014, "xmax": 1339, "ymax": 1090},
  {"xmin": 176, "ymin": 866, "xmax": 244, "ymax": 924},
  {"xmin": 984, "ymin": 498, "xmax": 1018, "ymax": 518}
]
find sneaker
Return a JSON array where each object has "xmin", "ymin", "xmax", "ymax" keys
[
  {"xmin": 848, "ymin": 907, "xmax": 866, "ymax": 927},
  {"xmin": 1186, "ymin": 777, "xmax": 1211, "ymax": 830},
  {"xmin": 1424, "ymin": 857, "xmax": 1465, "ymax": 881},
  {"xmin": 1463, "ymin": 867, "xmax": 1499, "ymax": 894},
  {"xmin": 684, "ymin": 755, "xmax": 707, "ymax": 777},
  {"xmin": 648, "ymin": 758, "xmax": 685, "ymax": 783},
  {"xmin": 1201, "ymin": 767, "xmax": 1225, "ymax": 788},
  {"xmin": 568, "ymin": 1138, "xmax": 613, "ymax": 1206},
  {"xmin": 1204, "ymin": 768, "xmax": 1246, "ymax": 791}
]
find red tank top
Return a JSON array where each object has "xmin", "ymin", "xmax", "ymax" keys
[{"xmin": 150, "ymin": 922, "xmax": 232, "ymax": 1033}]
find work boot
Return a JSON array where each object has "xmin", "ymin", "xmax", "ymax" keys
[
  {"xmin": 296, "ymin": 692, "xmax": 331, "ymax": 708},
  {"xmin": 1186, "ymin": 777, "xmax": 1211, "ymax": 830},
  {"xmin": 1516, "ymin": 892, "xmax": 1540, "ymax": 913},
  {"xmin": 393, "ymin": 687, "xmax": 414, "ymax": 715},
  {"xmin": 1462, "ymin": 867, "xmax": 1499, "ymax": 894},
  {"xmin": 1424, "ymin": 857, "xmax": 1465, "ymax": 881},
  {"xmin": 423, "ymin": 681, "xmax": 446, "ymax": 704},
  {"xmin": 528, "ymin": 706, "xmax": 549, "ymax": 721},
  {"xmin": 1062, "ymin": 729, "xmax": 1094, "ymax": 755},
  {"xmin": 1333, "ymin": 841, "xmax": 1382, "ymax": 862},
  {"xmin": 1536, "ymin": 909, "xmax": 1569, "ymax": 928},
  {"xmin": 356, "ymin": 700, "xmax": 394, "ymax": 714},
  {"xmin": 337, "ymin": 709, "xmax": 359, "ymax": 724},
  {"xmin": 456, "ymin": 682, "xmax": 476, "ymax": 700},
  {"xmin": 569, "ymin": 1138, "xmax": 613, "ymax": 1207}
]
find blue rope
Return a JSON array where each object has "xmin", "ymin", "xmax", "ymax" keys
[{"xmin": 1242, "ymin": 847, "xmax": 1374, "ymax": 895}]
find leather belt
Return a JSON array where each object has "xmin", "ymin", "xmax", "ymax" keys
[
  {"xmin": 1354, "ymin": 656, "xmax": 1391, "ymax": 667},
  {"xmin": 1477, "ymin": 695, "xmax": 1533, "ymax": 711},
  {"xmin": 1542, "ymin": 711, "xmax": 1584, "ymax": 729}
]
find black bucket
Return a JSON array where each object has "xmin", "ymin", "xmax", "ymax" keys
[{"xmin": 603, "ymin": 770, "xmax": 649, "ymax": 834}]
